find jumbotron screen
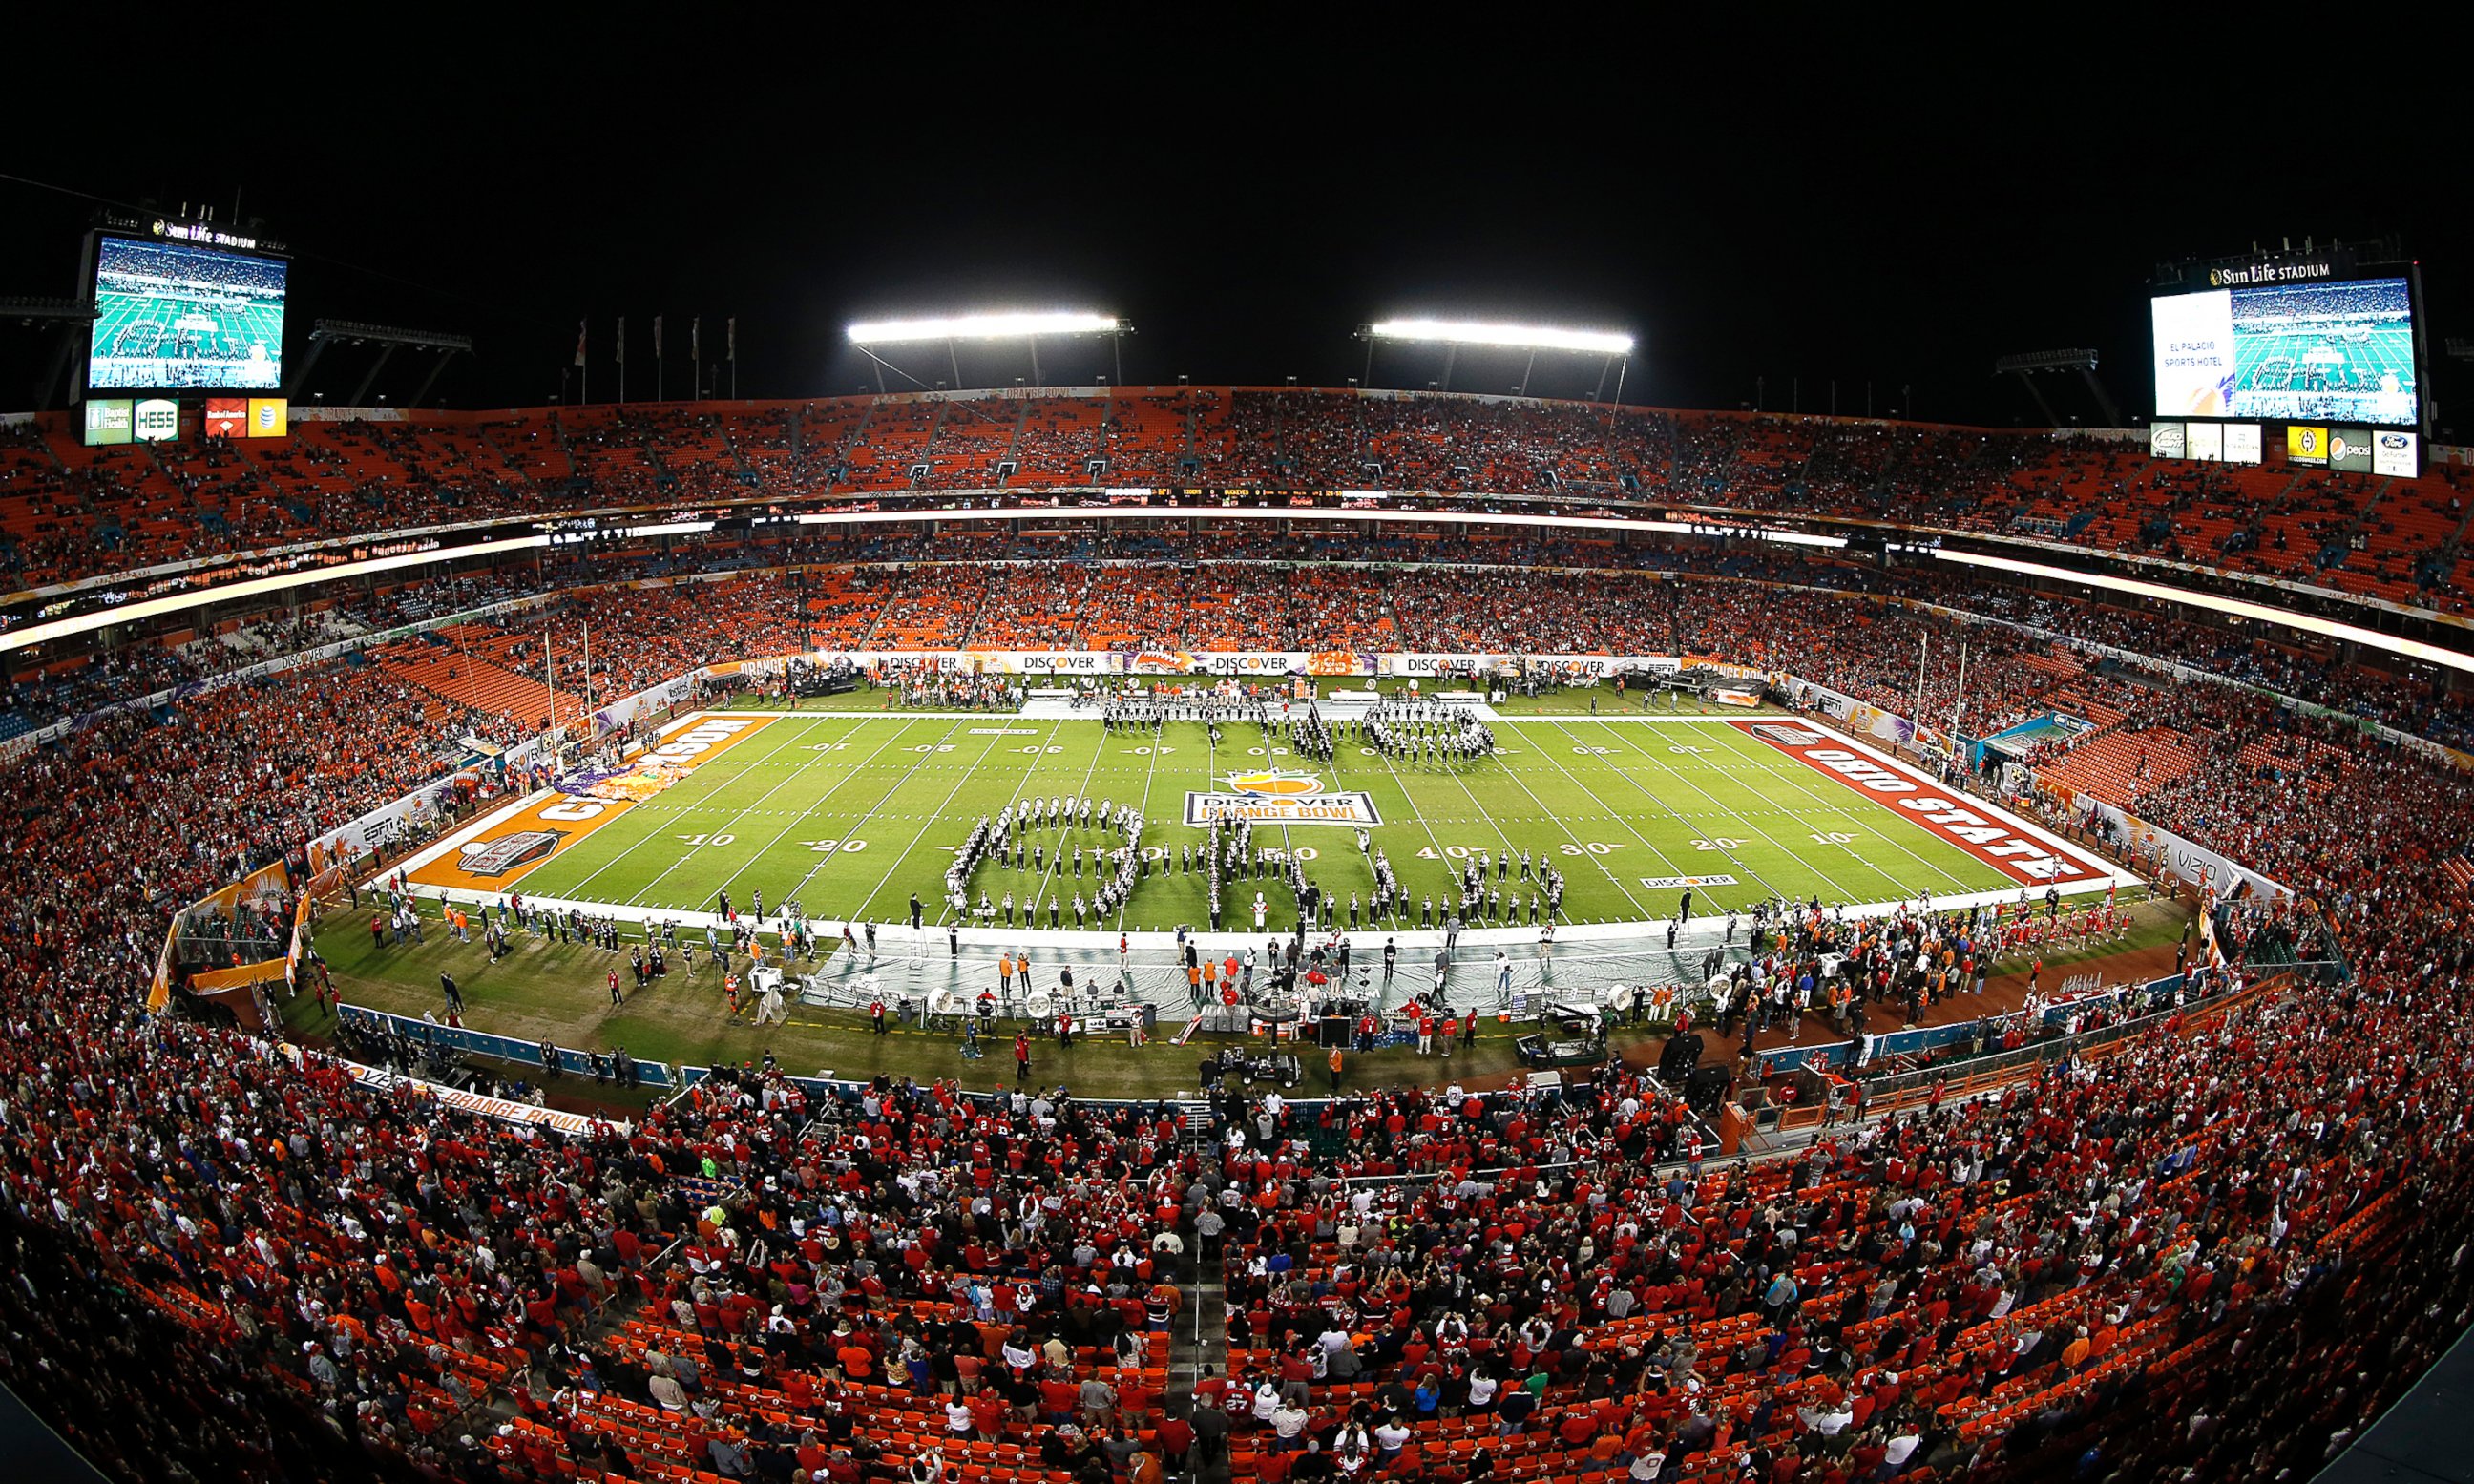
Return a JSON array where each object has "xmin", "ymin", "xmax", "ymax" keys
[
  {"xmin": 87, "ymin": 235, "xmax": 287, "ymax": 391},
  {"xmin": 2151, "ymin": 276, "xmax": 2418, "ymax": 428}
]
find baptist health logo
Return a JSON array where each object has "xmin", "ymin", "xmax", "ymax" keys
[{"xmin": 1185, "ymin": 770, "xmax": 1381, "ymax": 827}]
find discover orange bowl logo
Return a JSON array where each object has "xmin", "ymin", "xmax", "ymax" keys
[{"xmin": 1226, "ymin": 771, "xmax": 1324, "ymax": 799}]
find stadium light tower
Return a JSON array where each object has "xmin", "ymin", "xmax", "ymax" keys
[
  {"xmin": 846, "ymin": 311, "xmax": 1126, "ymax": 391},
  {"xmin": 1361, "ymin": 318, "xmax": 1636, "ymax": 404}
]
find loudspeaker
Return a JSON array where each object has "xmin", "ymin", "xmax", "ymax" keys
[{"xmin": 1687, "ymin": 1064, "xmax": 1733, "ymax": 1115}]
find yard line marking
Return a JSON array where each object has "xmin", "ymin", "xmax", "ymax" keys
[
  {"xmin": 1342, "ymin": 722, "xmax": 1459, "ymax": 914},
  {"xmin": 704, "ymin": 715, "xmax": 930, "ymax": 909},
  {"xmin": 844, "ymin": 715, "xmax": 1066, "ymax": 922},
  {"xmin": 1009, "ymin": 720, "xmax": 1122, "ymax": 924},
  {"xmin": 1439, "ymin": 726, "xmax": 1650, "ymax": 921},
  {"xmin": 1693, "ymin": 721, "xmax": 1981, "ymax": 895},
  {"xmin": 1109, "ymin": 721, "xmax": 1171, "ymax": 934},
  {"xmin": 551, "ymin": 716, "xmax": 816, "ymax": 903},
  {"xmin": 936, "ymin": 712, "xmax": 1075, "ymax": 926},
  {"xmin": 1498, "ymin": 719, "xmax": 1731, "ymax": 906},
  {"xmin": 614, "ymin": 715, "xmax": 921, "ymax": 908},
  {"xmin": 1517, "ymin": 715, "xmax": 1802, "ymax": 904},
  {"xmin": 1563, "ymin": 717, "xmax": 1871, "ymax": 905}
]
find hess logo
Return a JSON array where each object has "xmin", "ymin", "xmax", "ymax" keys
[{"xmin": 1226, "ymin": 771, "xmax": 1323, "ymax": 798}]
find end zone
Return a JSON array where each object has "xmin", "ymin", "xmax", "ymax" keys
[
  {"xmin": 379, "ymin": 711, "xmax": 775, "ymax": 895},
  {"xmin": 1734, "ymin": 718, "xmax": 2135, "ymax": 895}
]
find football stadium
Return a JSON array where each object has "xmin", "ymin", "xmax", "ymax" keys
[{"xmin": 0, "ymin": 31, "xmax": 2469, "ymax": 1484}]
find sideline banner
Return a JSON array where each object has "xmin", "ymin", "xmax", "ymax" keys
[
  {"xmin": 312, "ymin": 1050, "xmax": 625, "ymax": 1137},
  {"xmin": 192, "ymin": 959, "xmax": 289, "ymax": 992},
  {"xmin": 2089, "ymin": 796, "xmax": 2283, "ymax": 900}
]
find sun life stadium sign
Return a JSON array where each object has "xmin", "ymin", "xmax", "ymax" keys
[{"xmin": 1185, "ymin": 771, "xmax": 1382, "ymax": 827}]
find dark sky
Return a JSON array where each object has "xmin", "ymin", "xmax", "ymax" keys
[{"xmin": 1, "ymin": 17, "xmax": 2462, "ymax": 431}]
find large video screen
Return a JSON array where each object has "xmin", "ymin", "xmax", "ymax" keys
[
  {"xmin": 2151, "ymin": 276, "xmax": 2418, "ymax": 428},
  {"xmin": 87, "ymin": 235, "xmax": 287, "ymax": 391}
]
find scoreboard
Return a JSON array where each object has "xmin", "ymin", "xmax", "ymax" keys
[
  {"xmin": 2149, "ymin": 246, "xmax": 2428, "ymax": 476},
  {"xmin": 86, "ymin": 225, "xmax": 288, "ymax": 393}
]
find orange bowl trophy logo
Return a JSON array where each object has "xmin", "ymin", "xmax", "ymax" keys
[{"xmin": 1227, "ymin": 771, "xmax": 1323, "ymax": 799}]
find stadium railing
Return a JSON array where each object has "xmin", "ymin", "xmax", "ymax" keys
[
  {"xmin": 1847, "ymin": 964, "xmax": 2283, "ymax": 1110},
  {"xmin": 336, "ymin": 1003, "xmax": 681, "ymax": 1090}
]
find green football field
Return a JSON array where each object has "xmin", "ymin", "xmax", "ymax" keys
[
  {"xmin": 484, "ymin": 711, "xmax": 2023, "ymax": 930},
  {"xmin": 89, "ymin": 292, "xmax": 284, "ymax": 390},
  {"xmin": 2231, "ymin": 325, "xmax": 2416, "ymax": 412}
]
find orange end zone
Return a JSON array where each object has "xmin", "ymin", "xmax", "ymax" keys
[{"xmin": 405, "ymin": 713, "xmax": 774, "ymax": 893}]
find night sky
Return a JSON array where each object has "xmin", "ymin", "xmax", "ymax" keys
[{"xmin": 1, "ymin": 19, "xmax": 2461, "ymax": 432}]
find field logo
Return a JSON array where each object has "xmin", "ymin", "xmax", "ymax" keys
[
  {"xmin": 459, "ymin": 829, "xmax": 567, "ymax": 877},
  {"xmin": 1752, "ymin": 723, "xmax": 1825, "ymax": 746},
  {"xmin": 1227, "ymin": 770, "xmax": 1323, "ymax": 798},
  {"xmin": 1641, "ymin": 874, "xmax": 1739, "ymax": 889},
  {"xmin": 1186, "ymin": 770, "xmax": 1380, "ymax": 827}
]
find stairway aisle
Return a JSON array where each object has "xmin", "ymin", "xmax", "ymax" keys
[
  {"xmin": 1167, "ymin": 1212, "xmax": 1231, "ymax": 1484},
  {"xmin": 1168, "ymin": 1104, "xmax": 1231, "ymax": 1483}
]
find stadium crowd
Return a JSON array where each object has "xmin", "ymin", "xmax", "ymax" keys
[
  {"xmin": 4, "ymin": 476, "xmax": 2474, "ymax": 1481},
  {"xmin": 6, "ymin": 392, "xmax": 2471, "ymax": 615}
]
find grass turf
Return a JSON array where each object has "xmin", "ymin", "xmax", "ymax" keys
[
  {"xmin": 467, "ymin": 712, "xmax": 2021, "ymax": 931},
  {"xmin": 297, "ymin": 894, "xmax": 2191, "ymax": 1098}
]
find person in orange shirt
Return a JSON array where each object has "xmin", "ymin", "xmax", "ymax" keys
[
  {"xmin": 2088, "ymin": 1314, "xmax": 2126, "ymax": 1369},
  {"xmin": 2060, "ymin": 1325, "xmax": 2092, "ymax": 1372}
]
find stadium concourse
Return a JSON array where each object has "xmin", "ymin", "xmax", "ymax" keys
[{"xmin": 2, "ymin": 408, "xmax": 2473, "ymax": 1484}]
